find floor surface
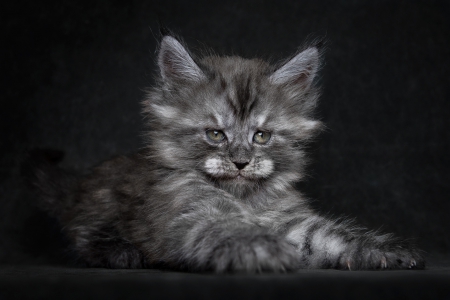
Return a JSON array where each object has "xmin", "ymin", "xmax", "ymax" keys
[{"xmin": 1, "ymin": 258, "xmax": 449, "ymax": 300}]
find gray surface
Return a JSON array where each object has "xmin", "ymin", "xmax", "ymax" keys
[{"xmin": 0, "ymin": 263, "xmax": 449, "ymax": 300}]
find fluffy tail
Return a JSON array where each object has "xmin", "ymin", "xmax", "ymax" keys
[{"xmin": 21, "ymin": 149, "xmax": 78, "ymax": 219}]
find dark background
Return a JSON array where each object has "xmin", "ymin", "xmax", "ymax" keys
[{"xmin": 1, "ymin": 0, "xmax": 449, "ymax": 293}]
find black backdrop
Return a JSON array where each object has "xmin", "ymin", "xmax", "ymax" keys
[{"xmin": 2, "ymin": 0, "xmax": 449, "ymax": 266}]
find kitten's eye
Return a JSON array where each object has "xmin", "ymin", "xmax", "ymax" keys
[
  {"xmin": 253, "ymin": 131, "xmax": 271, "ymax": 144},
  {"xmin": 206, "ymin": 130, "xmax": 226, "ymax": 143}
]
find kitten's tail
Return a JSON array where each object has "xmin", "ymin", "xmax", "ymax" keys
[{"xmin": 21, "ymin": 149, "xmax": 78, "ymax": 219}]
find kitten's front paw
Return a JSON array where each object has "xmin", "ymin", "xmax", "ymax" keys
[
  {"xmin": 341, "ymin": 246, "xmax": 425, "ymax": 270},
  {"xmin": 207, "ymin": 234, "xmax": 299, "ymax": 273}
]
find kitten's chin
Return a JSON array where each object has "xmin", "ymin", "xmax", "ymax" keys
[
  {"xmin": 212, "ymin": 174, "xmax": 264, "ymax": 192},
  {"xmin": 214, "ymin": 176, "xmax": 261, "ymax": 198},
  {"xmin": 213, "ymin": 173, "xmax": 257, "ymax": 183}
]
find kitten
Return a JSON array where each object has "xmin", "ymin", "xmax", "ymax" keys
[{"xmin": 25, "ymin": 34, "xmax": 424, "ymax": 272}]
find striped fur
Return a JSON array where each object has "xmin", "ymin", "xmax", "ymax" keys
[{"xmin": 26, "ymin": 35, "xmax": 424, "ymax": 272}]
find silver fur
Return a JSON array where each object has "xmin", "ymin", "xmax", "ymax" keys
[{"xmin": 27, "ymin": 35, "xmax": 424, "ymax": 272}]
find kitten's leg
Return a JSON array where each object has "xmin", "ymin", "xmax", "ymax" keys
[
  {"xmin": 156, "ymin": 196, "xmax": 299, "ymax": 273},
  {"xmin": 68, "ymin": 224, "xmax": 147, "ymax": 268},
  {"xmin": 283, "ymin": 215, "xmax": 424, "ymax": 270}
]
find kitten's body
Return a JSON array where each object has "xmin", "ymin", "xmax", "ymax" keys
[{"xmin": 26, "ymin": 35, "xmax": 424, "ymax": 272}]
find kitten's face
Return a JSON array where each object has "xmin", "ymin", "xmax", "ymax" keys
[{"xmin": 145, "ymin": 36, "xmax": 321, "ymax": 197}]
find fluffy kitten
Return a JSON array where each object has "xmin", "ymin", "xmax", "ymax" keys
[{"xmin": 25, "ymin": 35, "xmax": 424, "ymax": 272}]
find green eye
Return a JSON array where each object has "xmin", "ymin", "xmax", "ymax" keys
[
  {"xmin": 206, "ymin": 130, "xmax": 226, "ymax": 142},
  {"xmin": 253, "ymin": 131, "xmax": 271, "ymax": 144}
]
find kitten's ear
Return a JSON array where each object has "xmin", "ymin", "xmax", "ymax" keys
[
  {"xmin": 158, "ymin": 36, "xmax": 206, "ymax": 83},
  {"xmin": 269, "ymin": 47, "xmax": 319, "ymax": 89}
]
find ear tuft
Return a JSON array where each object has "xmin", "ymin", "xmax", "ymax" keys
[
  {"xmin": 269, "ymin": 47, "xmax": 319, "ymax": 89},
  {"xmin": 158, "ymin": 36, "xmax": 206, "ymax": 83}
]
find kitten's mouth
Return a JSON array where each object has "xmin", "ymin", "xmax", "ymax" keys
[
  {"xmin": 228, "ymin": 175, "xmax": 250, "ymax": 184},
  {"xmin": 230, "ymin": 172, "xmax": 253, "ymax": 181},
  {"xmin": 212, "ymin": 172, "xmax": 250, "ymax": 181}
]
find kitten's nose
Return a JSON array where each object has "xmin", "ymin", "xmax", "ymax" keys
[{"xmin": 233, "ymin": 162, "xmax": 249, "ymax": 170}]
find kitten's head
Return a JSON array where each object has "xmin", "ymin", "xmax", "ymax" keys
[{"xmin": 144, "ymin": 35, "xmax": 323, "ymax": 197}]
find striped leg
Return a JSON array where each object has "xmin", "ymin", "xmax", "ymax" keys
[{"xmin": 284, "ymin": 215, "xmax": 424, "ymax": 270}]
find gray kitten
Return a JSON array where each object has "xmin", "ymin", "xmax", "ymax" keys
[{"xmin": 26, "ymin": 35, "xmax": 424, "ymax": 272}]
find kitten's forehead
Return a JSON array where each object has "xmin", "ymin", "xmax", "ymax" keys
[{"xmin": 201, "ymin": 56, "xmax": 274, "ymax": 125}]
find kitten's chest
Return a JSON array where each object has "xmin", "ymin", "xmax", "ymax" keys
[{"xmin": 239, "ymin": 191, "xmax": 310, "ymax": 231}]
